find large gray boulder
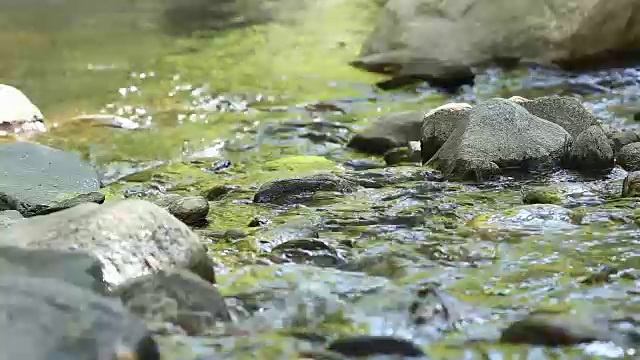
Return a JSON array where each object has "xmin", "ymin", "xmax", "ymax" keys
[
  {"xmin": 568, "ymin": 125, "xmax": 614, "ymax": 171},
  {"xmin": 0, "ymin": 142, "xmax": 100, "ymax": 216},
  {"xmin": 1, "ymin": 199, "xmax": 215, "ymax": 289},
  {"xmin": 0, "ymin": 275, "xmax": 158, "ymax": 360},
  {"xmin": 420, "ymin": 102, "xmax": 472, "ymax": 162},
  {"xmin": 425, "ymin": 98, "xmax": 570, "ymax": 181},
  {"xmin": 353, "ymin": 0, "xmax": 640, "ymax": 85}
]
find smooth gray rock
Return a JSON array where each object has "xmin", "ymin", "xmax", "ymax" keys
[
  {"xmin": 157, "ymin": 195, "xmax": 210, "ymax": 227},
  {"xmin": 606, "ymin": 129, "xmax": 640, "ymax": 154},
  {"xmin": 254, "ymin": 174, "xmax": 357, "ymax": 204},
  {"xmin": 568, "ymin": 125, "xmax": 614, "ymax": 171},
  {"xmin": 513, "ymin": 96, "xmax": 598, "ymax": 139},
  {"xmin": 347, "ymin": 111, "xmax": 424, "ymax": 155},
  {"xmin": 0, "ymin": 274, "xmax": 159, "ymax": 360},
  {"xmin": 0, "ymin": 142, "xmax": 100, "ymax": 216},
  {"xmin": 1, "ymin": 199, "xmax": 215, "ymax": 289},
  {"xmin": 617, "ymin": 142, "xmax": 640, "ymax": 172},
  {"xmin": 115, "ymin": 269, "xmax": 231, "ymax": 335},
  {"xmin": 0, "ymin": 246, "xmax": 106, "ymax": 293},
  {"xmin": 426, "ymin": 98, "xmax": 570, "ymax": 181},
  {"xmin": 420, "ymin": 102, "xmax": 472, "ymax": 162}
]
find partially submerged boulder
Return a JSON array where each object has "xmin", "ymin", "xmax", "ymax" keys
[
  {"xmin": 567, "ymin": 125, "xmax": 614, "ymax": 171},
  {"xmin": 353, "ymin": 0, "xmax": 640, "ymax": 87},
  {"xmin": 1, "ymin": 200, "xmax": 215, "ymax": 289},
  {"xmin": 0, "ymin": 142, "xmax": 101, "ymax": 216},
  {"xmin": 425, "ymin": 98, "xmax": 569, "ymax": 181},
  {"xmin": 254, "ymin": 174, "xmax": 357, "ymax": 204},
  {"xmin": 420, "ymin": 102, "xmax": 472, "ymax": 162},
  {"xmin": 617, "ymin": 142, "xmax": 640, "ymax": 171}
]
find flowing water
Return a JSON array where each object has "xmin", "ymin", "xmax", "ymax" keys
[{"xmin": 2, "ymin": 0, "xmax": 640, "ymax": 359}]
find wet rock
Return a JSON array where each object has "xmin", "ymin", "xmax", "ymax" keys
[
  {"xmin": 0, "ymin": 209, "xmax": 22, "ymax": 228},
  {"xmin": 0, "ymin": 274, "xmax": 159, "ymax": 360},
  {"xmin": 0, "ymin": 246, "xmax": 106, "ymax": 293},
  {"xmin": 512, "ymin": 96, "xmax": 597, "ymax": 140},
  {"xmin": 0, "ymin": 142, "xmax": 100, "ymax": 216},
  {"xmin": 327, "ymin": 336, "xmax": 425, "ymax": 357},
  {"xmin": 271, "ymin": 239, "xmax": 341, "ymax": 267},
  {"xmin": 1, "ymin": 199, "xmax": 215, "ymax": 288},
  {"xmin": 608, "ymin": 129, "xmax": 640, "ymax": 154},
  {"xmin": 248, "ymin": 216, "xmax": 270, "ymax": 227},
  {"xmin": 474, "ymin": 204, "xmax": 575, "ymax": 233},
  {"xmin": 26, "ymin": 191, "xmax": 105, "ymax": 217},
  {"xmin": 622, "ymin": 171, "xmax": 640, "ymax": 197},
  {"xmin": 115, "ymin": 269, "xmax": 230, "ymax": 336},
  {"xmin": 347, "ymin": 110, "xmax": 423, "ymax": 155},
  {"xmin": 0, "ymin": 84, "xmax": 46, "ymax": 137},
  {"xmin": 426, "ymin": 98, "xmax": 569, "ymax": 181},
  {"xmin": 224, "ymin": 228, "xmax": 247, "ymax": 240},
  {"xmin": 617, "ymin": 142, "xmax": 640, "ymax": 171},
  {"xmin": 157, "ymin": 194, "xmax": 209, "ymax": 227},
  {"xmin": 204, "ymin": 184, "xmax": 238, "ymax": 201},
  {"xmin": 253, "ymin": 174, "xmax": 357, "ymax": 204},
  {"xmin": 568, "ymin": 125, "xmax": 614, "ymax": 171},
  {"xmin": 522, "ymin": 187, "xmax": 561, "ymax": 205},
  {"xmin": 420, "ymin": 102, "xmax": 472, "ymax": 161},
  {"xmin": 501, "ymin": 312, "xmax": 613, "ymax": 346},
  {"xmin": 408, "ymin": 284, "xmax": 464, "ymax": 330},
  {"xmin": 343, "ymin": 158, "xmax": 385, "ymax": 170},
  {"xmin": 354, "ymin": 0, "xmax": 640, "ymax": 85},
  {"xmin": 383, "ymin": 141, "xmax": 422, "ymax": 166}
]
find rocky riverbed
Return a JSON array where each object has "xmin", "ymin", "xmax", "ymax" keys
[{"xmin": 2, "ymin": 0, "xmax": 640, "ymax": 359}]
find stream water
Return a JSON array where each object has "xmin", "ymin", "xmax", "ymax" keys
[{"xmin": 2, "ymin": 0, "xmax": 640, "ymax": 359}]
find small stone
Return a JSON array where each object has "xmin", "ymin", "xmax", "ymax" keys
[
  {"xmin": 617, "ymin": 142, "xmax": 640, "ymax": 171},
  {"xmin": 253, "ymin": 174, "xmax": 357, "ymax": 205},
  {"xmin": 500, "ymin": 312, "xmax": 612, "ymax": 346},
  {"xmin": 348, "ymin": 111, "xmax": 424, "ymax": 155},
  {"xmin": 327, "ymin": 336, "xmax": 425, "ymax": 357},
  {"xmin": 165, "ymin": 195, "xmax": 210, "ymax": 227},
  {"xmin": 204, "ymin": 185, "xmax": 238, "ymax": 201},
  {"xmin": 568, "ymin": 125, "xmax": 614, "ymax": 171},
  {"xmin": 224, "ymin": 229, "xmax": 246, "ymax": 240},
  {"xmin": 248, "ymin": 216, "xmax": 269, "ymax": 227}
]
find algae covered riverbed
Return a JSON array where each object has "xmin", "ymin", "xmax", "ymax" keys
[{"xmin": 2, "ymin": 0, "xmax": 640, "ymax": 359}]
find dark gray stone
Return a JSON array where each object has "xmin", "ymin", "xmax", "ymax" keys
[
  {"xmin": 253, "ymin": 174, "xmax": 357, "ymax": 204},
  {"xmin": 501, "ymin": 312, "xmax": 613, "ymax": 346},
  {"xmin": 327, "ymin": 336, "xmax": 424, "ymax": 357},
  {"xmin": 0, "ymin": 142, "xmax": 100, "ymax": 216},
  {"xmin": 0, "ymin": 274, "xmax": 159, "ymax": 360},
  {"xmin": 347, "ymin": 111, "xmax": 423, "ymax": 155},
  {"xmin": 568, "ymin": 125, "xmax": 614, "ymax": 171},
  {"xmin": 617, "ymin": 142, "xmax": 640, "ymax": 171},
  {"xmin": 115, "ymin": 269, "xmax": 230, "ymax": 336},
  {"xmin": 1, "ymin": 199, "xmax": 215, "ymax": 289},
  {"xmin": 426, "ymin": 98, "xmax": 570, "ymax": 181}
]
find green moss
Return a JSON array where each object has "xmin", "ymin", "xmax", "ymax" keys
[
  {"xmin": 263, "ymin": 155, "xmax": 338, "ymax": 173},
  {"xmin": 522, "ymin": 187, "xmax": 561, "ymax": 205}
]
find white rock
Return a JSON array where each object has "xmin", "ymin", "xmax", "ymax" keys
[{"xmin": 0, "ymin": 84, "xmax": 44, "ymax": 123}]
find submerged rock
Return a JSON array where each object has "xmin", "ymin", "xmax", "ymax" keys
[
  {"xmin": 1, "ymin": 200, "xmax": 215, "ymax": 288},
  {"xmin": 501, "ymin": 312, "xmax": 613, "ymax": 346},
  {"xmin": 522, "ymin": 187, "xmax": 562, "ymax": 205},
  {"xmin": 420, "ymin": 102, "xmax": 472, "ymax": 162},
  {"xmin": 353, "ymin": 0, "xmax": 640, "ymax": 86},
  {"xmin": 253, "ymin": 174, "xmax": 357, "ymax": 204},
  {"xmin": 426, "ymin": 98, "xmax": 569, "ymax": 181},
  {"xmin": 0, "ymin": 142, "xmax": 100, "ymax": 216},
  {"xmin": 617, "ymin": 142, "xmax": 640, "ymax": 171},
  {"xmin": 327, "ymin": 336, "xmax": 425, "ymax": 357},
  {"xmin": 568, "ymin": 125, "xmax": 614, "ymax": 171},
  {"xmin": 156, "ymin": 194, "xmax": 210, "ymax": 227},
  {"xmin": 115, "ymin": 269, "xmax": 230, "ymax": 336},
  {"xmin": 0, "ymin": 84, "xmax": 46, "ymax": 137},
  {"xmin": 622, "ymin": 171, "xmax": 640, "ymax": 197},
  {"xmin": 347, "ymin": 110, "xmax": 424, "ymax": 155},
  {"xmin": 0, "ymin": 274, "xmax": 159, "ymax": 360}
]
